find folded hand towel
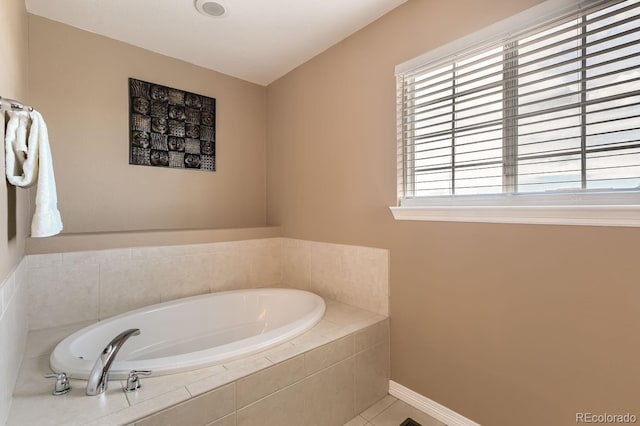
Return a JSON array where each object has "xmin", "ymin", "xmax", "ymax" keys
[{"xmin": 5, "ymin": 110, "xmax": 63, "ymax": 237}]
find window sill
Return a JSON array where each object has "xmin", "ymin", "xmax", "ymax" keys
[{"xmin": 389, "ymin": 205, "xmax": 640, "ymax": 227}]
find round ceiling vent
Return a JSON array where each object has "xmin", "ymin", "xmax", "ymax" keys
[{"xmin": 195, "ymin": 0, "xmax": 228, "ymax": 18}]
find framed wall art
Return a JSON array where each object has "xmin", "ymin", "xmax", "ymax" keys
[{"xmin": 129, "ymin": 78, "xmax": 216, "ymax": 172}]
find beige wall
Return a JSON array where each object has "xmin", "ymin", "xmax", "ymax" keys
[
  {"xmin": 0, "ymin": 0, "xmax": 30, "ymax": 280},
  {"xmin": 28, "ymin": 16, "xmax": 268, "ymax": 234},
  {"xmin": 267, "ymin": 1, "xmax": 640, "ymax": 425}
]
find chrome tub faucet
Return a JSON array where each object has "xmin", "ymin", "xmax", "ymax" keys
[{"xmin": 86, "ymin": 328, "xmax": 140, "ymax": 396}]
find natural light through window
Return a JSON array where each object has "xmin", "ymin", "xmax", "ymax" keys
[{"xmin": 393, "ymin": 0, "xmax": 640, "ymax": 226}]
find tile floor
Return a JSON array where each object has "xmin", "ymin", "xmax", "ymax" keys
[{"xmin": 345, "ymin": 395, "xmax": 446, "ymax": 426}]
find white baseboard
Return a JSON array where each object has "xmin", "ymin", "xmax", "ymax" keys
[{"xmin": 388, "ymin": 381, "xmax": 481, "ymax": 426}]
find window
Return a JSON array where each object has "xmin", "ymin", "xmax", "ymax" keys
[{"xmin": 393, "ymin": 0, "xmax": 640, "ymax": 226}]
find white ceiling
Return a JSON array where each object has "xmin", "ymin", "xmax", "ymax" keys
[{"xmin": 25, "ymin": 0, "xmax": 407, "ymax": 86}]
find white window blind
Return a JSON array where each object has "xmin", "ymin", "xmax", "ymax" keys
[{"xmin": 396, "ymin": 0, "xmax": 640, "ymax": 207}]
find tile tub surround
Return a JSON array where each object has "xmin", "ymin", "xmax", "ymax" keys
[
  {"xmin": 281, "ymin": 239, "xmax": 389, "ymax": 316},
  {"xmin": 8, "ymin": 299, "xmax": 389, "ymax": 426},
  {"xmin": 26, "ymin": 237, "xmax": 389, "ymax": 330},
  {"xmin": 26, "ymin": 238, "xmax": 283, "ymax": 329},
  {"xmin": 0, "ymin": 258, "xmax": 28, "ymax": 426}
]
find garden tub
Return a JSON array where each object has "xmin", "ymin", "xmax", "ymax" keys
[{"xmin": 50, "ymin": 288, "xmax": 325, "ymax": 379}]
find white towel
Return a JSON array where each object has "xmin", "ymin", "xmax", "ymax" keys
[{"xmin": 5, "ymin": 110, "xmax": 63, "ymax": 237}]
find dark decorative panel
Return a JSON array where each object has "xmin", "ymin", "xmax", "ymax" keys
[{"xmin": 129, "ymin": 78, "xmax": 216, "ymax": 172}]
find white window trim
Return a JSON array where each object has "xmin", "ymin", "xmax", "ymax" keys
[
  {"xmin": 390, "ymin": 204, "xmax": 640, "ymax": 227},
  {"xmin": 391, "ymin": 0, "xmax": 640, "ymax": 227}
]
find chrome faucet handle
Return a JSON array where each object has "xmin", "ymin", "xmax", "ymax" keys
[
  {"xmin": 45, "ymin": 372, "xmax": 71, "ymax": 395},
  {"xmin": 125, "ymin": 370, "xmax": 152, "ymax": 393}
]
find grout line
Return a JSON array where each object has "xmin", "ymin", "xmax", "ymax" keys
[
  {"xmin": 368, "ymin": 399, "xmax": 399, "ymax": 424},
  {"xmin": 352, "ymin": 349, "xmax": 357, "ymax": 421},
  {"xmin": 97, "ymin": 262, "xmax": 103, "ymax": 321},
  {"xmin": 186, "ymin": 384, "xmax": 195, "ymax": 398},
  {"xmin": 233, "ymin": 380, "xmax": 237, "ymax": 420}
]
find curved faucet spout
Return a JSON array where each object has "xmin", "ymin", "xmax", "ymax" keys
[{"xmin": 86, "ymin": 328, "xmax": 140, "ymax": 396}]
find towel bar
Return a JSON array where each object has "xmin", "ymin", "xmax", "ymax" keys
[{"xmin": 0, "ymin": 96, "xmax": 34, "ymax": 112}]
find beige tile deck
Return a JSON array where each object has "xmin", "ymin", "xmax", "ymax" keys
[{"xmin": 9, "ymin": 297, "xmax": 389, "ymax": 426}]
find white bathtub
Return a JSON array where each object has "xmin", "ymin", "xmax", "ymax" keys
[{"xmin": 50, "ymin": 288, "xmax": 325, "ymax": 379}]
